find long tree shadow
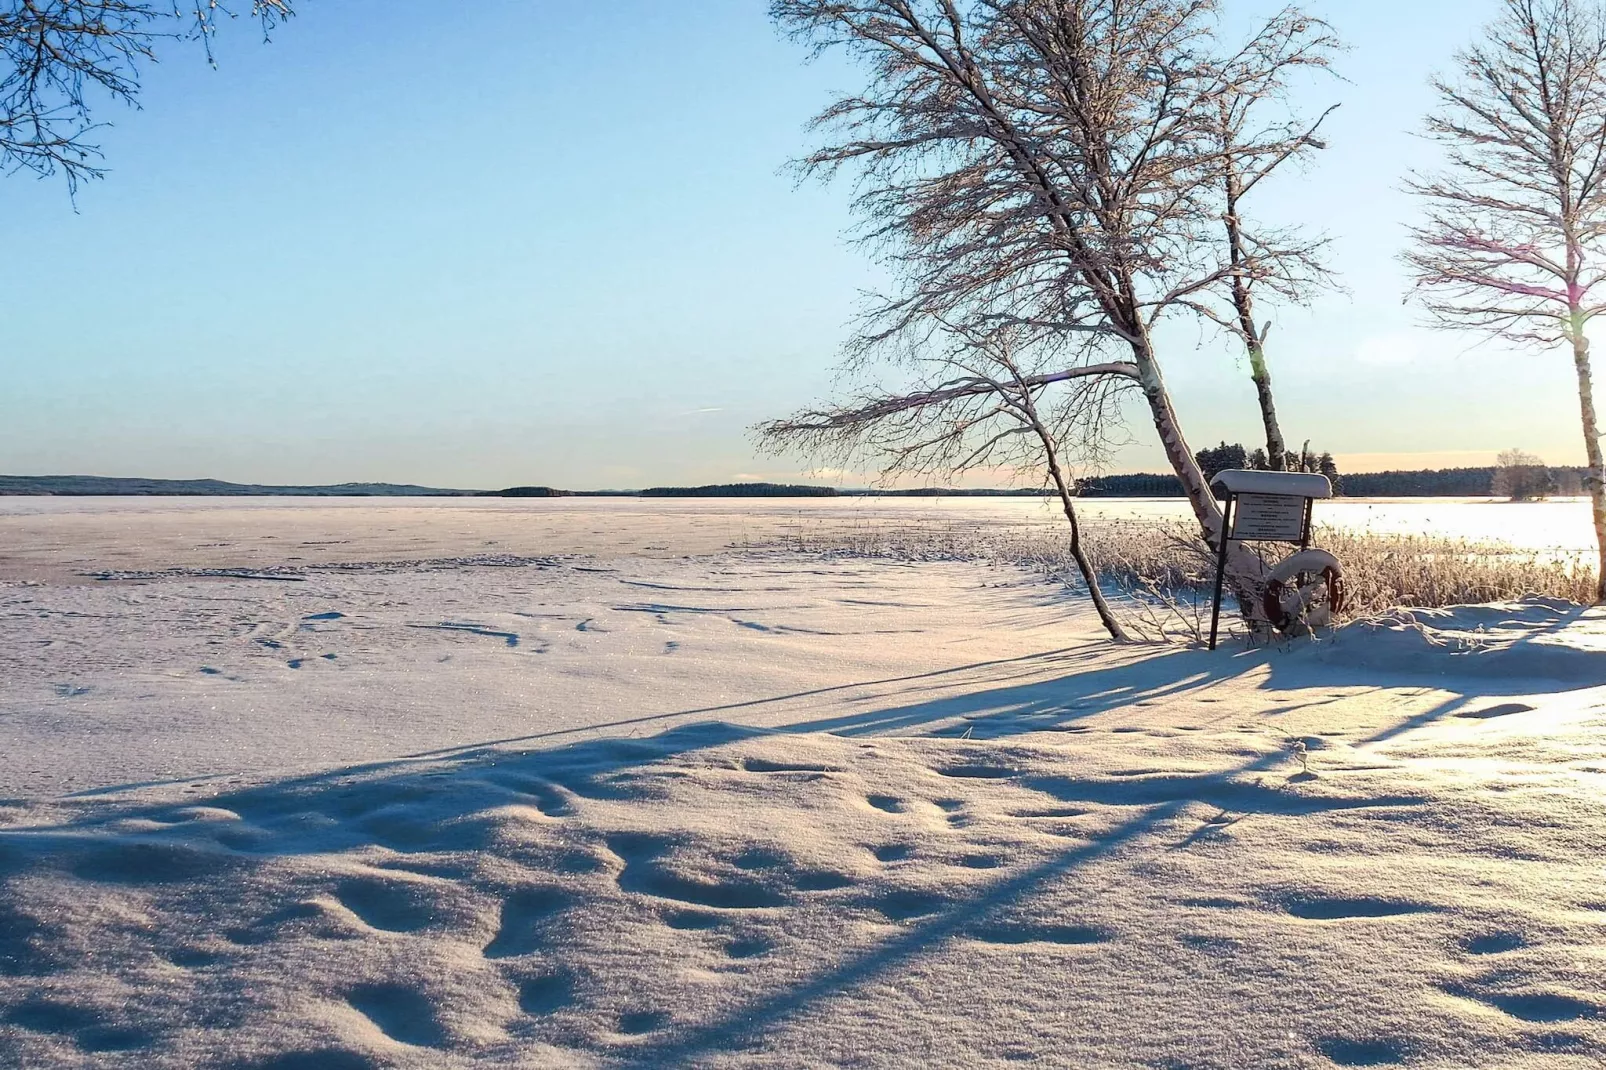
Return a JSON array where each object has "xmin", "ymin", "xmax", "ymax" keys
[
  {"xmin": 19, "ymin": 618, "xmax": 1598, "ymax": 854},
  {"xmin": 3, "ymin": 623, "xmax": 1587, "ymax": 1062},
  {"xmin": 628, "ymin": 686, "xmax": 1477, "ymax": 1067},
  {"xmin": 15, "ymin": 643, "xmax": 1244, "ymax": 851}
]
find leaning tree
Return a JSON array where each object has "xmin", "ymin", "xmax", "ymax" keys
[
  {"xmin": 762, "ymin": 323, "xmax": 1137, "ymax": 639},
  {"xmin": 765, "ymin": 0, "xmax": 1339, "ymax": 629},
  {"xmin": 1, "ymin": 1, "xmax": 293, "ymax": 191},
  {"xmin": 1407, "ymin": 0, "xmax": 1606, "ymax": 601}
]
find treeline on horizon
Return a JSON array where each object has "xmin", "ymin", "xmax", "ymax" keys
[
  {"xmin": 1076, "ymin": 467, "xmax": 1592, "ymax": 497},
  {"xmin": 508, "ymin": 468, "xmax": 1593, "ymax": 498},
  {"xmin": 501, "ymin": 468, "xmax": 1593, "ymax": 498}
]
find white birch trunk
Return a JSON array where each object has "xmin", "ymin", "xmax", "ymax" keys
[{"xmin": 1571, "ymin": 328, "xmax": 1606, "ymax": 602}]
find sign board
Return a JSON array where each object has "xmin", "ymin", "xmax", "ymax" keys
[
  {"xmin": 1229, "ymin": 492, "xmax": 1306, "ymax": 542},
  {"xmin": 1206, "ymin": 470, "xmax": 1331, "ymax": 650}
]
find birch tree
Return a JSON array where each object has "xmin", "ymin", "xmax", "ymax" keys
[
  {"xmin": 768, "ymin": 0, "xmax": 1336, "ymax": 627},
  {"xmin": 1406, "ymin": 0, "xmax": 1606, "ymax": 601},
  {"xmin": 1204, "ymin": 17, "xmax": 1340, "ymax": 471},
  {"xmin": 0, "ymin": 1, "xmax": 293, "ymax": 191}
]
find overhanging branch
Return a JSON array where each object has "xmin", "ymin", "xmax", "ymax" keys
[{"xmin": 759, "ymin": 361, "xmax": 1141, "ymax": 435}]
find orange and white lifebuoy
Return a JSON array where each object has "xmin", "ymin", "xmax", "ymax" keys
[{"xmin": 1261, "ymin": 548, "xmax": 1345, "ymax": 633}]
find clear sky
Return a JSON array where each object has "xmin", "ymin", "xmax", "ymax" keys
[{"xmin": 0, "ymin": 0, "xmax": 1587, "ymax": 489}]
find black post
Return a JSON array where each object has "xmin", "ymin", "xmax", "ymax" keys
[
  {"xmin": 1300, "ymin": 498, "xmax": 1313, "ymax": 550},
  {"xmin": 1207, "ymin": 494, "xmax": 1235, "ymax": 651}
]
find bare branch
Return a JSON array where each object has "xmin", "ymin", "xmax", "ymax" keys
[
  {"xmin": 1405, "ymin": 0, "xmax": 1606, "ymax": 601},
  {"xmin": 760, "ymin": 360, "xmax": 1139, "ymax": 436},
  {"xmin": 0, "ymin": 1, "xmax": 294, "ymax": 191}
]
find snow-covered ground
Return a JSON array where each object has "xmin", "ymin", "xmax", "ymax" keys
[{"xmin": 3, "ymin": 501, "xmax": 1606, "ymax": 1067}]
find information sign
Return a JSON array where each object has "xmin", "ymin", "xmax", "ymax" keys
[
  {"xmin": 1205, "ymin": 470, "xmax": 1333, "ymax": 650},
  {"xmin": 1229, "ymin": 493, "xmax": 1307, "ymax": 542}
]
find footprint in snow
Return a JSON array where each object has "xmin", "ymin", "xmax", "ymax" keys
[
  {"xmin": 1462, "ymin": 931, "xmax": 1527, "ymax": 955},
  {"xmin": 483, "ymin": 886, "xmax": 573, "ymax": 958},
  {"xmin": 167, "ymin": 947, "xmax": 223, "ymax": 968},
  {"xmin": 1455, "ymin": 702, "xmax": 1536, "ymax": 720},
  {"xmin": 1441, "ymin": 982, "xmax": 1599, "ymax": 1022},
  {"xmin": 1317, "ymin": 1036, "xmax": 1409, "ymax": 1066},
  {"xmin": 345, "ymin": 983, "xmax": 445, "ymax": 1047},
  {"xmin": 516, "ymin": 972, "xmax": 574, "ymax": 1015},
  {"xmin": 725, "ymin": 936, "xmax": 775, "ymax": 959},
  {"xmin": 5, "ymin": 999, "xmax": 152, "ymax": 1053},
  {"xmin": 1279, "ymin": 895, "xmax": 1436, "ymax": 921},
  {"xmin": 333, "ymin": 877, "xmax": 440, "ymax": 933},
  {"xmin": 617, "ymin": 1010, "xmax": 670, "ymax": 1035},
  {"xmin": 865, "ymin": 888, "xmax": 949, "ymax": 922},
  {"xmin": 608, "ymin": 834, "xmax": 788, "ymax": 910}
]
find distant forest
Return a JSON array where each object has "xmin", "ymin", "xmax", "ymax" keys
[{"xmin": 1080, "ymin": 466, "xmax": 1590, "ymax": 497}]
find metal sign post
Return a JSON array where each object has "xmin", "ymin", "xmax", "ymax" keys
[{"xmin": 1206, "ymin": 470, "xmax": 1333, "ymax": 650}]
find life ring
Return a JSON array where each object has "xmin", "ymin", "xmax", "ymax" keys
[{"xmin": 1262, "ymin": 549, "xmax": 1345, "ymax": 633}]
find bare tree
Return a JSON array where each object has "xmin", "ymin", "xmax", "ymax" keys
[
  {"xmin": 769, "ymin": 0, "xmax": 1337, "ymax": 627},
  {"xmin": 1203, "ymin": 16, "xmax": 1340, "ymax": 471},
  {"xmin": 0, "ymin": 1, "xmax": 292, "ymax": 191},
  {"xmin": 1491, "ymin": 447, "xmax": 1557, "ymax": 499},
  {"xmin": 1406, "ymin": 0, "xmax": 1606, "ymax": 600},
  {"xmin": 760, "ymin": 324, "xmax": 1135, "ymax": 640}
]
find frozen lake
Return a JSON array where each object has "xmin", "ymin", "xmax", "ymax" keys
[
  {"xmin": 0, "ymin": 494, "xmax": 1594, "ymax": 583},
  {"xmin": 4, "ymin": 493, "xmax": 1606, "ymax": 1066}
]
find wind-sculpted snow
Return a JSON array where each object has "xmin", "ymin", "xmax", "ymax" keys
[
  {"xmin": 3, "ymin": 537, "xmax": 1606, "ymax": 1065},
  {"xmin": 3, "ymin": 699, "xmax": 1606, "ymax": 1067}
]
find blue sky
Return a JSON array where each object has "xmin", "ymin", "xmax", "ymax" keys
[{"xmin": 0, "ymin": 0, "xmax": 1585, "ymax": 488}]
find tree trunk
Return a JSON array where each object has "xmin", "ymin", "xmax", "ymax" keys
[
  {"xmin": 1129, "ymin": 327, "xmax": 1272, "ymax": 632},
  {"xmin": 1042, "ymin": 447, "xmax": 1129, "ymax": 642},
  {"xmin": 1247, "ymin": 342, "xmax": 1286, "ymax": 471},
  {"xmin": 1129, "ymin": 330, "xmax": 1220, "ymax": 534},
  {"xmin": 1223, "ymin": 166, "xmax": 1287, "ymax": 471},
  {"xmin": 1570, "ymin": 327, "xmax": 1606, "ymax": 602}
]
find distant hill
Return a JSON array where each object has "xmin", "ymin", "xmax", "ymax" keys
[
  {"xmin": 485, "ymin": 486, "xmax": 570, "ymax": 497},
  {"xmin": 0, "ymin": 475, "xmax": 476, "ymax": 497}
]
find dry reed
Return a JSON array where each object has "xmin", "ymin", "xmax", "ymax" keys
[{"xmin": 783, "ymin": 516, "xmax": 1597, "ymax": 620}]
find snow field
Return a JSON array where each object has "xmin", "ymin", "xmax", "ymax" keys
[
  {"xmin": 4, "ymin": 679, "xmax": 1605, "ymax": 1068},
  {"xmin": 2, "ymin": 520, "xmax": 1605, "ymax": 1066}
]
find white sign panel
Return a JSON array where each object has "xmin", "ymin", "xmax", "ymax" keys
[{"xmin": 1230, "ymin": 493, "xmax": 1306, "ymax": 541}]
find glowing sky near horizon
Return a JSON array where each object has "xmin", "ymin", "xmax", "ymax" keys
[{"xmin": 1, "ymin": 0, "xmax": 1589, "ymax": 489}]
